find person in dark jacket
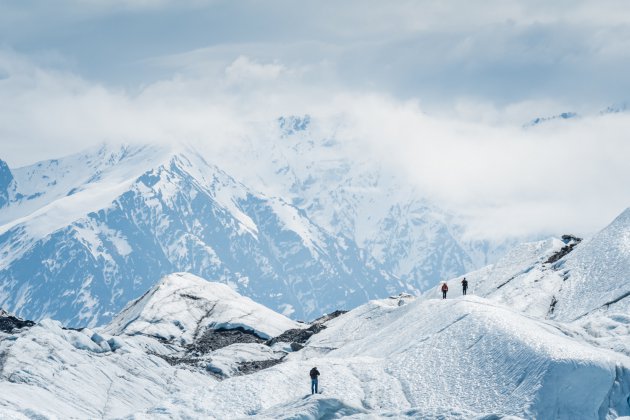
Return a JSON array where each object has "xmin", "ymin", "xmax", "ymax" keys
[
  {"xmin": 441, "ymin": 282, "xmax": 448, "ymax": 299},
  {"xmin": 310, "ymin": 367, "xmax": 320, "ymax": 394},
  {"xmin": 461, "ymin": 277, "xmax": 468, "ymax": 295}
]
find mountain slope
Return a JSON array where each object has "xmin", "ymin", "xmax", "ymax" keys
[{"xmin": 432, "ymin": 208, "xmax": 630, "ymax": 325}]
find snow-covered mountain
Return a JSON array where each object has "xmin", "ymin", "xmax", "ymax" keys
[
  {"xmin": 218, "ymin": 115, "xmax": 514, "ymax": 289},
  {"xmin": 0, "ymin": 143, "xmax": 399, "ymax": 326},
  {"xmin": 0, "ymin": 125, "xmax": 520, "ymax": 327},
  {"xmin": 524, "ymin": 101, "xmax": 630, "ymax": 126},
  {"xmin": 1, "ymin": 213, "xmax": 630, "ymax": 420}
]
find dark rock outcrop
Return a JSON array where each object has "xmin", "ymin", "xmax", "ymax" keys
[
  {"xmin": 236, "ymin": 358, "xmax": 285, "ymax": 374},
  {"xmin": 267, "ymin": 310, "xmax": 347, "ymax": 348},
  {"xmin": 0, "ymin": 310, "xmax": 35, "ymax": 333},
  {"xmin": 0, "ymin": 159, "xmax": 14, "ymax": 207},
  {"xmin": 266, "ymin": 323, "xmax": 327, "ymax": 347},
  {"xmin": 546, "ymin": 235, "xmax": 582, "ymax": 264}
]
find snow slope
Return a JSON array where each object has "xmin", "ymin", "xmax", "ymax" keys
[
  {"xmin": 296, "ymin": 296, "xmax": 630, "ymax": 419},
  {"xmin": 438, "ymin": 208, "xmax": 630, "ymax": 333}
]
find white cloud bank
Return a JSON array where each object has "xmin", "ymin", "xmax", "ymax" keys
[{"xmin": 0, "ymin": 46, "xmax": 629, "ymax": 241}]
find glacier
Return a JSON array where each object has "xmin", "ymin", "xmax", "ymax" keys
[
  {"xmin": 0, "ymin": 207, "xmax": 629, "ymax": 418},
  {"xmin": 0, "ymin": 225, "xmax": 629, "ymax": 420}
]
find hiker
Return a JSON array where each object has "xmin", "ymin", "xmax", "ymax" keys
[
  {"xmin": 441, "ymin": 282, "xmax": 448, "ymax": 299},
  {"xmin": 461, "ymin": 277, "xmax": 468, "ymax": 295},
  {"xmin": 310, "ymin": 367, "xmax": 320, "ymax": 394}
]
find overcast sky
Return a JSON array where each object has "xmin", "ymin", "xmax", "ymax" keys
[{"xmin": 1, "ymin": 0, "xmax": 629, "ymax": 238}]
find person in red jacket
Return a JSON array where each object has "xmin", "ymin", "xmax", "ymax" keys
[{"xmin": 441, "ymin": 282, "xmax": 448, "ymax": 299}]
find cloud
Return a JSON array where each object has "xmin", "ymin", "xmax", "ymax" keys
[
  {"xmin": 334, "ymin": 94, "xmax": 630, "ymax": 239},
  {"xmin": 1, "ymin": 50, "xmax": 629, "ymax": 243},
  {"xmin": 224, "ymin": 56, "xmax": 288, "ymax": 86},
  {"xmin": 3, "ymin": 0, "xmax": 630, "ymax": 109},
  {"xmin": 2, "ymin": 0, "xmax": 630, "ymax": 241}
]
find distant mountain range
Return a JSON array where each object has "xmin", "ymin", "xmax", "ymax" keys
[{"xmin": 524, "ymin": 101, "xmax": 629, "ymax": 127}]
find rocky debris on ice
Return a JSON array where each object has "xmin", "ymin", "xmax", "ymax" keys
[{"xmin": 267, "ymin": 309, "xmax": 348, "ymax": 351}]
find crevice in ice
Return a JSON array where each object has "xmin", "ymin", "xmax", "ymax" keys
[{"xmin": 574, "ymin": 291, "xmax": 630, "ymax": 321}]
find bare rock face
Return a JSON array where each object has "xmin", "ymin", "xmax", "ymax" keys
[{"xmin": 0, "ymin": 159, "xmax": 13, "ymax": 208}]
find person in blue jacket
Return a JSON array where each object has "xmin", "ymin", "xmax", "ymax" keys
[{"xmin": 310, "ymin": 367, "xmax": 320, "ymax": 394}]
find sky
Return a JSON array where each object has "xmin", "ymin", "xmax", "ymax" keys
[{"xmin": 0, "ymin": 0, "xmax": 630, "ymax": 238}]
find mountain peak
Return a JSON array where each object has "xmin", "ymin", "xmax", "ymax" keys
[
  {"xmin": 278, "ymin": 114, "xmax": 311, "ymax": 136},
  {"xmin": 524, "ymin": 111, "xmax": 578, "ymax": 127}
]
